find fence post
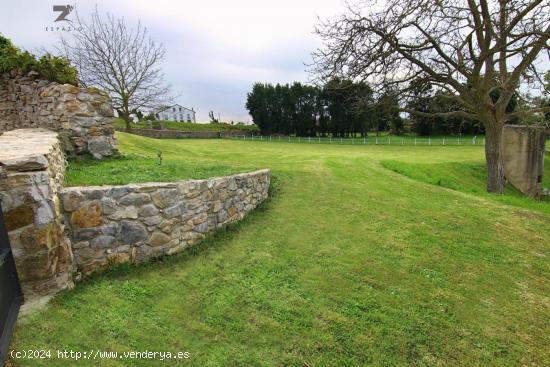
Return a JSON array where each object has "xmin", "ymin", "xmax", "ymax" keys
[
  {"xmin": 341, "ymin": 137, "xmax": 343, "ymax": 144},
  {"xmin": 415, "ymin": 138, "xmax": 417, "ymax": 146},
  {"xmin": 363, "ymin": 137, "xmax": 366, "ymax": 144},
  {"xmin": 429, "ymin": 137, "xmax": 431, "ymax": 145},
  {"xmin": 376, "ymin": 137, "xmax": 378, "ymax": 145},
  {"xmin": 319, "ymin": 137, "xmax": 320, "ymax": 143},
  {"xmin": 352, "ymin": 138, "xmax": 354, "ymax": 144}
]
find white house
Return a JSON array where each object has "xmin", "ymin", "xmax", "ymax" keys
[{"xmin": 154, "ymin": 104, "xmax": 196, "ymax": 123}]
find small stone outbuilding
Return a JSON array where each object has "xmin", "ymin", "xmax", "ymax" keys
[{"xmin": 502, "ymin": 125, "xmax": 547, "ymax": 198}]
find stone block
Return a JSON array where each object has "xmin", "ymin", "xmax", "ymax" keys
[
  {"xmin": 149, "ymin": 231, "xmax": 171, "ymax": 247},
  {"xmin": 88, "ymin": 136, "xmax": 116, "ymax": 159},
  {"xmin": 120, "ymin": 220, "xmax": 148, "ymax": 245},
  {"xmin": 138, "ymin": 204, "xmax": 159, "ymax": 217},
  {"xmin": 151, "ymin": 188, "xmax": 179, "ymax": 208},
  {"xmin": 119, "ymin": 193, "xmax": 151, "ymax": 206},
  {"xmin": 164, "ymin": 203, "xmax": 183, "ymax": 218},
  {"xmin": 109, "ymin": 205, "xmax": 138, "ymax": 220},
  {"xmin": 4, "ymin": 204, "xmax": 34, "ymax": 231},
  {"xmin": 62, "ymin": 190, "xmax": 84, "ymax": 212},
  {"xmin": 107, "ymin": 252, "xmax": 130, "ymax": 265},
  {"xmin": 143, "ymin": 215, "xmax": 162, "ymax": 226},
  {"xmin": 71, "ymin": 200, "xmax": 103, "ymax": 228},
  {"xmin": 101, "ymin": 197, "xmax": 117, "ymax": 215},
  {"xmin": 90, "ymin": 235, "xmax": 116, "ymax": 249}
]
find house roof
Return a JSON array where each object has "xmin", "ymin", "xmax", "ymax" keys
[{"xmin": 156, "ymin": 104, "xmax": 195, "ymax": 112}]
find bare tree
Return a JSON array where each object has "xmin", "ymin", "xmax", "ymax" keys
[
  {"xmin": 312, "ymin": 0, "xmax": 550, "ymax": 193},
  {"xmin": 209, "ymin": 111, "xmax": 220, "ymax": 123},
  {"xmin": 60, "ymin": 8, "xmax": 172, "ymax": 130}
]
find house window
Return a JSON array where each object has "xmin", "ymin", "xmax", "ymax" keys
[
  {"xmin": 164, "ymin": 114, "xmax": 168, "ymax": 120},
  {"xmin": 179, "ymin": 114, "xmax": 184, "ymax": 121},
  {"xmin": 179, "ymin": 107, "xmax": 182, "ymax": 111},
  {"xmin": 172, "ymin": 107, "xmax": 176, "ymax": 112}
]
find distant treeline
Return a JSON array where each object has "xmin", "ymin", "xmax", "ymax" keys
[{"xmin": 245, "ymin": 78, "xmax": 485, "ymax": 137}]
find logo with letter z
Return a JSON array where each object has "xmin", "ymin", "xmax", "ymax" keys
[{"xmin": 53, "ymin": 5, "xmax": 74, "ymax": 22}]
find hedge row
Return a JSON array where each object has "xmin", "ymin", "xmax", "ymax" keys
[{"xmin": 0, "ymin": 34, "xmax": 77, "ymax": 85}]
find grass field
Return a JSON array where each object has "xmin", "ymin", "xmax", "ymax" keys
[{"xmin": 12, "ymin": 133, "xmax": 550, "ymax": 366}]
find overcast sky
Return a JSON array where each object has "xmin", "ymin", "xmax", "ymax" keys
[{"xmin": 0, "ymin": 0, "xmax": 347, "ymax": 122}]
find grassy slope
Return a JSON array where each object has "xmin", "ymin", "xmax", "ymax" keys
[
  {"xmin": 381, "ymin": 154, "xmax": 550, "ymax": 215},
  {"xmin": 12, "ymin": 133, "xmax": 550, "ymax": 366}
]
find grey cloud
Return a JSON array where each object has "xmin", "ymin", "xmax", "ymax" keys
[{"xmin": 1, "ymin": 0, "xmax": 344, "ymax": 122}]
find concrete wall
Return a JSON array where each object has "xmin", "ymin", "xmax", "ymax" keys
[
  {"xmin": 503, "ymin": 125, "xmax": 547, "ymax": 198},
  {"xmin": 115, "ymin": 127, "xmax": 252, "ymax": 139},
  {"xmin": 0, "ymin": 70, "xmax": 118, "ymax": 158},
  {"xmin": 60, "ymin": 170, "xmax": 270, "ymax": 277},
  {"xmin": 0, "ymin": 129, "xmax": 74, "ymax": 309},
  {"xmin": 0, "ymin": 128, "xmax": 269, "ymax": 308}
]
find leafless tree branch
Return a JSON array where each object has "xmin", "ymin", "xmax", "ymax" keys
[{"xmin": 58, "ymin": 7, "xmax": 174, "ymax": 129}]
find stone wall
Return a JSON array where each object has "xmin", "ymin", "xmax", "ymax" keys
[
  {"xmin": 115, "ymin": 127, "xmax": 252, "ymax": 139},
  {"xmin": 0, "ymin": 70, "xmax": 118, "ymax": 158},
  {"xmin": 0, "ymin": 128, "xmax": 269, "ymax": 307},
  {"xmin": 0, "ymin": 129, "xmax": 74, "ymax": 308},
  {"xmin": 60, "ymin": 170, "xmax": 269, "ymax": 277},
  {"xmin": 503, "ymin": 125, "xmax": 547, "ymax": 198}
]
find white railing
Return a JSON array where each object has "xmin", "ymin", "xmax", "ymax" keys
[{"xmin": 234, "ymin": 135, "xmax": 486, "ymax": 146}]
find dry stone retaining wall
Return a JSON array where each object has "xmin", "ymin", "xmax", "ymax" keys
[
  {"xmin": 60, "ymin": 170, "xmax": 270, "ymax": 277},
  {"xmin": 115, "ymin": 127, "xmax": 252, "ymax": 139},
  {"xmin": 0, "ymin": 128, "xmax": 269, "ymax": 307},
  {"xmin": 0, "ymin": 70, "xmax": 118, "ymax": 158},
  {"xmin": 0, "ymin": 129, "xmax": 74, "ymax": 308}
]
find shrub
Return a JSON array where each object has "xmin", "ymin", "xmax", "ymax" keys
[
  {"xmin": 0, "ymin": 33, "xmax": 78, "ymax": 85},
  {"xmin": 34, "ymin": 54, "xmax": 78, "ymax": 85}
]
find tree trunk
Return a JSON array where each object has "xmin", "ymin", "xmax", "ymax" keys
[
  {"xmin": 124, "ymin": 114, "xmax": 132, "ymax": 131},
  {"xmin": 121, "ymin": 100, "xmax": 132, "ymax": 131},
  {"xmin": 484, "ymin": 122, "xmax": 505, "ymax": 194}
]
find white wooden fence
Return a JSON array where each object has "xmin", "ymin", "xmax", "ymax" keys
[{"xmin": 229, "ymin": 135, "xmax": 486, "ymax": 146}]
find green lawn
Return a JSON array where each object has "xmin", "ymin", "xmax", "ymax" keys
[
  {"xmin": 12, "ymin": 132, "xmax": 550, "ymax": 366},
  {"xmin": 65, "ymin": 155, "xmax": 250, "ymax": 187}
]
